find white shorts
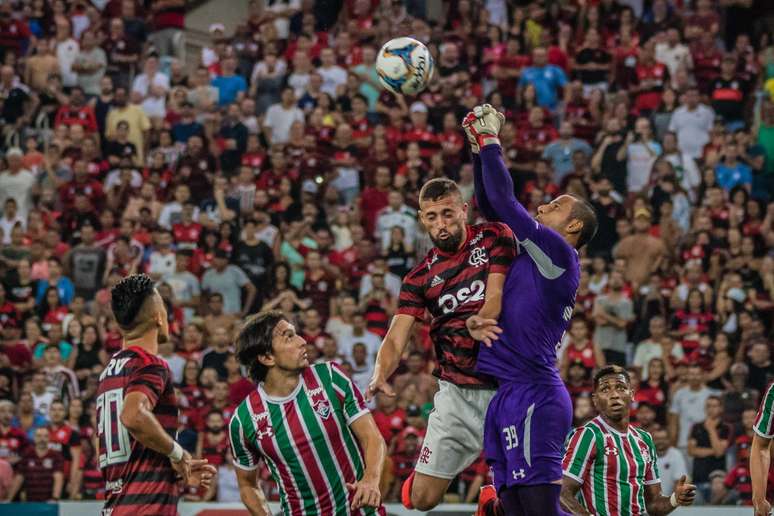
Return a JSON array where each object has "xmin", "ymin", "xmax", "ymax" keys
[{"xmin": 414, "ymin": 380, "xmax": 495, "ymax": 479}]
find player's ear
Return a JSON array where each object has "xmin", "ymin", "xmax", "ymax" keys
[
  {"xmin": 566, "ymin": 218, "xmax": 583, "ymax": 236},
  {"xmin": 257, "ymin": 353, "xmax": 275, "ymax": 368}
]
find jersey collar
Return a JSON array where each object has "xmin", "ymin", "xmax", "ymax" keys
[{"xmin": 596, "ymin": 415, "xmax": 631, "ymax": 437}]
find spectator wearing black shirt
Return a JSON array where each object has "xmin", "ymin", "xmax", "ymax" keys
[
  {"xmin": 574, "ymin": 29, "xmax": 612, "ymax": 95},
  {"xmin": 688, "ymin": 395, "xmax": 732, "ymax": 504},
  {"xmin": 711, "ymin": 55, "xmax": 749, "ymax": 131},
  {"xmin": 233, "ymin": 218, "xmax": 274, "ymax": 312},
  {"xmin": 200, "ymin": 326, "xmax": 233, "ymax": 380}
]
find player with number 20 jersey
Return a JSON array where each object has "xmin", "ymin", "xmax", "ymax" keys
[{"xmin": 97, "ymin": 346, "xmax": 179, "ymax": 515}]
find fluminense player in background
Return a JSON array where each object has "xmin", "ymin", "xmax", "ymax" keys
[
  {"xmin": 561, "ymin": 366, "xmax": 696, "ymax": 515},
  {"xmin": 461, "ymin": 104, "xmax": 598, "ymax": 516},
  {"xmin": 97, "ymin": 274, "xmax": 215, "ymax": 516},
  {"xmin": 750, "ymin": 382, "xmax": 774, "ymax": 516},
  {"xmin": 229, "ymin": 310, "xmax": 387, "ymax": 516},
  {"xmin": 367, "ymin": 177, "xmax": 517, "ymax": 511}
]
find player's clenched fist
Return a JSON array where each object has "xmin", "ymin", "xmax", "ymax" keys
[{"xmin": 462, "ymin": 104, "xmax": 505, "ymax": 150}]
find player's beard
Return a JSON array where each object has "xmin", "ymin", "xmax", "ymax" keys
[
  {"xmin": 157, "ymin": 329, "xmax": 169, "ymax": 344},
  {"xmin": 431, "ymin": 228, "xmax": 464, "ymax": 253}
]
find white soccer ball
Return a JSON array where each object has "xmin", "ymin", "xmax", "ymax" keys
[{"xmin": 375, "ymin": 37, "xmax": 434, "ymax": 96}]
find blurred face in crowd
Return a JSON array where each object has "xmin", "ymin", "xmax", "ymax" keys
[
  {"xmin": 50, "ymin": 401, "xmax": 66, "ymax": 424},
  {"xmin": 304, "ymin": 309, "xmax": 321, "ymax": 331},
  {"xmin": 206, "ymin": 412, "xmax": 225, "ymax": 433},
  {"xmin": 705, "ymin": 397, "xmax": 722, "ymax": 419},
  {"xmin": 532, "ymin": 47, "xmax": 547, "ymax": 67},
  {"xmin": 352, "ymin": 343, "xmax": 367, "ymax": 365},
  {"xmin": 212, "ymin": 327, "xmax": 230, "ymax": 349},
  {"xmin": 0, "ymin": 401, "xmax": 13, "ymax": 427},
  {"xmin": 750, "ymin": 342, "xmax": 770, "ymax": 366},
  {"xmin": 419, "ymin": 191, "xmax": 468, "ymax": 254},
  {"xmin": 34, "ymin": 427, "xmax": 50, "ymax": 450}
]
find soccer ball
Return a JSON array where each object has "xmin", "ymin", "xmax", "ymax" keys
[{"xmin": 375, "ymin": 37, "xmax": 434, "ymax": 96}]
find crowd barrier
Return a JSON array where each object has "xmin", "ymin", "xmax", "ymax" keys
[{"xmin": 0, "ymin": 502, "xmax": 756, "ymax": 515}]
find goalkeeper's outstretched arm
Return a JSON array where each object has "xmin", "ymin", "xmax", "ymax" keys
[
  {"xmin": 472, "ymin": 154, "xmax": 499, "ymax": 222},
  {"xmin": 479, "ymin": 144, "xmax": 539, "ymax": 242}
]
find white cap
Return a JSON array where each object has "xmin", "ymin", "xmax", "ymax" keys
[
  {"xmin": 209, "ymin": 23, "xmax": 225, "ymax": 34},
  {"xmin": 410, "ymin": 102, "xmax": 428, "ymax": 113},
  {"xmin": 5, "ymin": 147, "xmax": 23, "ymax": 158}
]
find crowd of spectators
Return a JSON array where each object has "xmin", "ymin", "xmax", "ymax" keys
[{"xmin": 0, "ymin": 0, "xmax": 773, "ymax": 507}]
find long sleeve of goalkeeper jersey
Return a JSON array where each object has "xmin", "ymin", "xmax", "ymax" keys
[
  {"xmin": 472, "ymin": 153, "xmax": 499, "ymax": 222},
  {"xmin": 478, "ymin": 144, "xmax": 540, "ymax": 242}
]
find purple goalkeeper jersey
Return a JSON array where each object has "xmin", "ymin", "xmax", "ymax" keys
[{"xmin": 474, "ymin": 145, "xmax": 580, "ymax": 386}]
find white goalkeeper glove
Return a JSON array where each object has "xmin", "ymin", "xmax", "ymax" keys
[{"xmin": 462, "ymin": 104, "xmax": 505, "ymax": 152}]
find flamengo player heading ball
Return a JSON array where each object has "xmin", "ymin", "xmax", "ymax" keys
[{"xmin": 96, "ymin": 274, "xmax": 215, "ymax": 516}]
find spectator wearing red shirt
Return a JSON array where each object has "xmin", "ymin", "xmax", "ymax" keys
[
  {"xmin": 0, "ymin": 2, "xmax": 31, "ymax": 58},
  {"xmin": 388, "ymin": 428, "xmax": 421, "ymax": 500},
  {"xmin": 492, "ymin": 37, "xmax": 530, "ymax": 102},
  {"xmin": 54, "ymin": 87, "xmax": 98, "ymax": 133},
  {"xmin": 0, "ymin": 400, "xmax": 28, "ymax": 466},
  {"xmin": 691, "ymin": 31, "xmax": 722, "ymax": 94},
  {"xmin": 372, "ymin": 392, "xmax": 406, "ymax": 445},
  {"xmin": 634, "ymin": 41, "xmax": 669, "ymax": 114},
  {"xmin": 196, "ymin": 410, "xmax": 230, "ymax": 466},
  {"xmin": 402, "ymin": 102, "xmax": 440, "ymax": 159},
  {"xmin": 515, "ymin": 106, "xmax": 559, "ymax": 165},
  {"xmin": 359, "ymin": 166, "xmax": 391, "ymax": 237},
  {"xmin": 47, "ymin": 400, "xmax": 80, "ymax": 497},
  {"xmin": 172, "ymin": 202, "xmax": 203, "ymax": 251},
  {"xmin": 299, "ymin": 308, "xmax": 332, "ymax": 351},
  {"xmin": 560, "ymin": 316, "xmax": 604, "ymax": 381},
  {"xmin": 59, "ymin": 160, "xmax": 106, "ymax": 211},
  {"xmin": 9, "ymin": 427, "xmax": 64, "ymax": 502}
]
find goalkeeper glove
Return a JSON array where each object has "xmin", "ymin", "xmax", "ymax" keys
[{"xmin": 462, "ymin": 104, "xmax": 505, "ymax": 150}]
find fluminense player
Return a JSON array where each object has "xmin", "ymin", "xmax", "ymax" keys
[
  {"xmin": 97, "ymin": 274, "xmax": 215, "ymax": 516},
  {"xmin": 461, "ymin": 104, "xmax": 598, "ymax": 516},
  {"xmin": 368, "ymin": 177, "xmax": 517, "ymax": 511},
  {"xmin": 750, "ymin": 382, "xmax": 774, "ymax": 516},
  {"xmin": 229, "ymin": 310, "xmax": 387, "ymax": 516},
  {"xmin": 561, "ymin": 366, "xmax": 696, "ymax": 515}
]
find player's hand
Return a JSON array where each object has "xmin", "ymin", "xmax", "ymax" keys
[
  {"xmin": 462, "ymin": 104, "xmax": 505, "ymax": 149},
  {"xmin": 346, "ymin": 478, "xmax": 381, "ymax": 510},
  {"xmin": 466, "ymin": 315, "xmax": 503, "ymax": 347},
  {"xmin": 462, "ymin": 112, "xmax": 481, "ymax": 154},
  {"xmin": 366, "ymin": 374, "xmax": 395, "ymax": 401},
  {"xmin": 754, "ymin": 496, "xmax": 772, "ymax": 516},
  {"xmin": 673, "ymin": 475, "xmax": 697, "ymax": 506},
  {"xmin": 189, "ymin": 462, "xmax": 217, "ymax": 488}
]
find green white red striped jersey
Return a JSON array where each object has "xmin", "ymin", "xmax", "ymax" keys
[
  {"xmin": 563, "ymin": 416, "xmax": 660, "ymax": 516},
  {"xmin": 228, "ymin": 361, "xmax": 386, "ymax": 516},
  {"xmin": 754, "ymin": 382, "xmax": 774, "ymax": 438}
]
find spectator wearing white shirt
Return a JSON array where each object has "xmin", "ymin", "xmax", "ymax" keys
[
  {"xmin": 662, "ymin": 132, "xmax": 702, "ymax": 201},
  {"xmin": 264, "ymin": 0, "xmax": 301, "ymax": 40},
  {"xmin": 132, "ymin": 55, "xmax": 170, "ymax": 99},
  {"xmin": 655, "ymin": 28, "xmax": 693, "ymax": 89},
  {"xmin": 0, "ymin": 199, "xmax": 25, "ymax": 245},
  {"xmin": 146, "ymin": 229, "xmax": 177, "ymax": 281},
  {"xmin": 375, "ymin": 191, "xmax": 417, "ymax": 251},
  {"xmin": 632, "ymin": 316, "xmax": 684, "ymax": 380},
  {"xmin": 0, "ymin": 148, "xmax": 36, "ymax": 222},
  {"xmin": 668, "ymin": 87, "xmax": 714, "ymax": 159},
  {"xmin": 262, "ymin": 86, "xmax": 304, "ymax": 145},
  {"xmin": 54, "ymin": 16, "xmax": 80, "ymax": 88},
  {"xmin": 619, "ymin": 117, "xmax": 662, "ymax": 194},
  {"xmin": 158, "ymin": 184, "xmax": 199, "ymax": 230},
  {"xmin": 317, "ymin": 47, "xmax": 347, "ymax": 97},
  {"xmin": 653, "ymin": 426, "xmax": 688, "ymax": 497}
]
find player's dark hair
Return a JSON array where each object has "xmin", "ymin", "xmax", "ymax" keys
[
  {"xmin": 419, "ymin": 178, "xmax": 461, "ymax": 203},
  {"xmin": 236, "ymin": 310, "xmax": 286, "ymax": 383},
  {"xmin": 593, "ymin": 365, "xmax": 630, "ymax": 390},
  {"xmin": 569, "ymin": 195, "xmax": 599, "ymax": 249},
  {"xmin": 111, "ymin": 274, "xmax": 156, "ymax": 330}
]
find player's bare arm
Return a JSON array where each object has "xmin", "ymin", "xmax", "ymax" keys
[
  {"xmin": 122, "ymin": 390, "xmax": 216, "ymax": 486},
  {"xmin": 235, "ymin": 467, "xmax": 272, "ymax": 516},
  {"xmin": 559, "ymin": 476, "xmax": 592, "ymax": 516},
  {"xmin": 751, "ymin": 433, "xmax": 772, "ymax": 516},
  {"xmin": 347, "ymin": 413, "xmax": 387, "ymax": 510},
  {"xmin": 466, "ymin": 272, "xmax": 505, "ymax": 346},
  {"xmin": 368, "ymin": 313, "xmax": 414, "ymax": 399},
  {"xmin": 644, "ymin": 476, "xmax": 696, "ymax": 515}
]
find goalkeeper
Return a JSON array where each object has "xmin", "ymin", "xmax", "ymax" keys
[{"xmin": 462, "ymin": 105, "xmax": 598, "ymax": 516}]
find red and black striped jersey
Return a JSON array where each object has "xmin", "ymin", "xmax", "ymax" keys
[
  {"xmin": 96, "ymin": 346, "xmax": 180, "ymax": 516},
  {"xmin": 397, "ymin": 222, "xmax": 516, "ymax": 388}
]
